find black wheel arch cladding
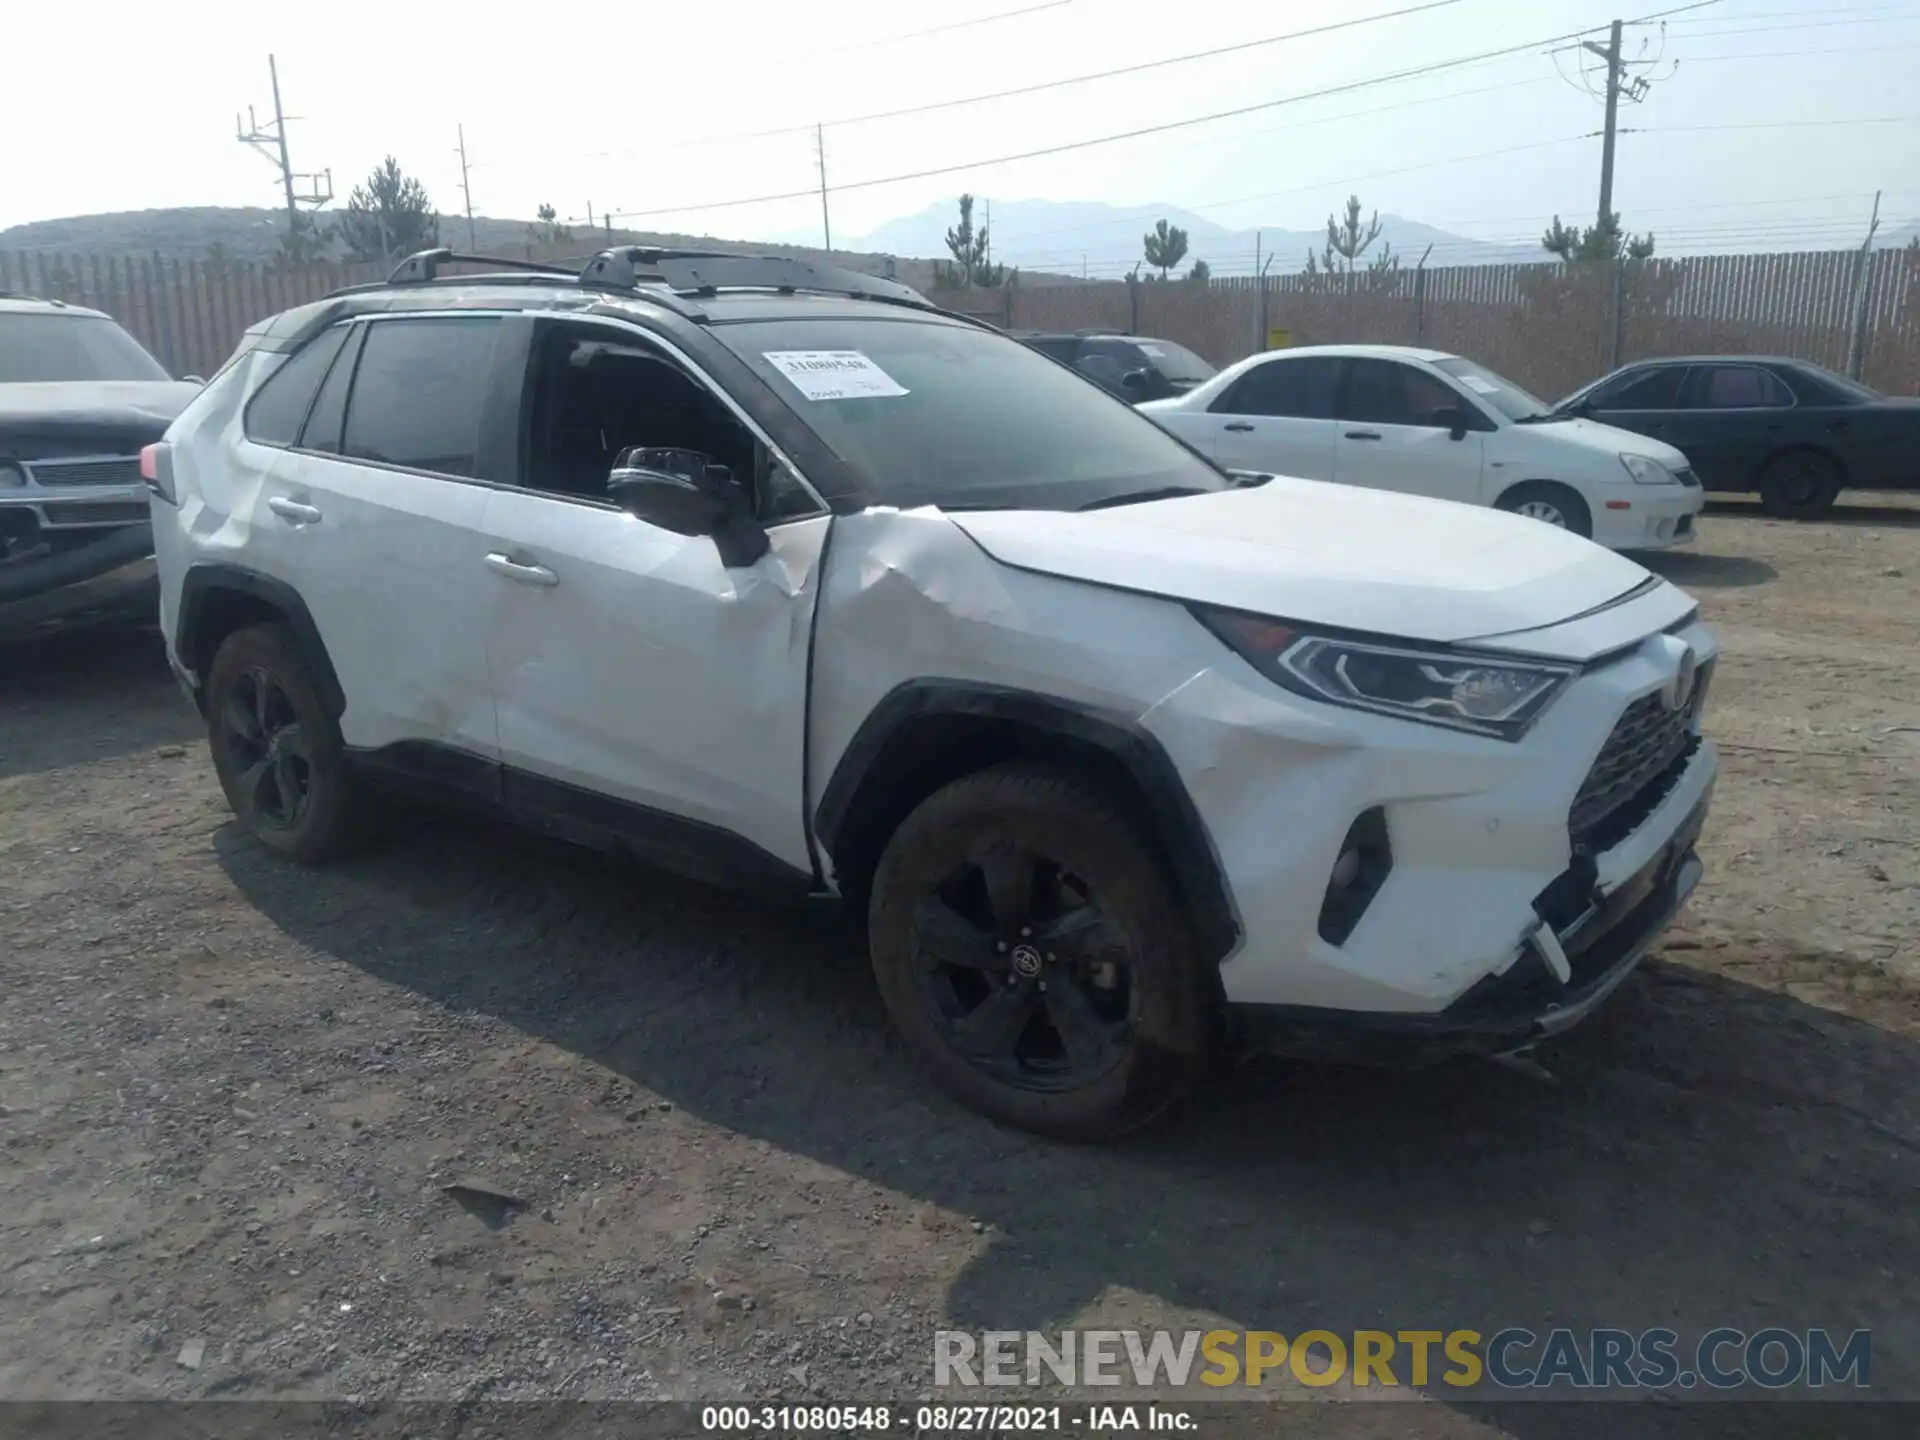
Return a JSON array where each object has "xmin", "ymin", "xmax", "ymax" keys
[
  {"xmin": 178, "ymin": 565, "xmax": 346, "ymax": 719},
  {"xmin": 816, "ymin": 679, "xmax": 1241, "ymax": 965}
]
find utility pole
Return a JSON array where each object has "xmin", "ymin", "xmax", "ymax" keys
[
  {"xmin": 237, "ymin": 54, "xmax": 332, "ymax": 251},
  {"xmin": 455, "ymin": 125, "xmax": 477, "ymax": 250},
  {"xmin": 1846, "ymin": 190, "xmax": 1883, "ymax": 380},
  {"xmin": 1583, "ymin": 20, "xmax": 1624, "ymax": 228},
  {"xmin": 984, "ymin": 198, "xmax": 992, "ymax": 277},
  {"xmin": 815, "ymin": 124, "xmax": 832, "ymax": 252}
]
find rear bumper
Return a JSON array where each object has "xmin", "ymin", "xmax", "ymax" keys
[{"xmin": 1231, "ymin": 798, "xmax": 1707, "ymax": 1066}]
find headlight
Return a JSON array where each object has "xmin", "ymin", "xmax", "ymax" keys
[
  {"xmin": 1620, "ymin": 453, "xmax": 1676, "ymax": 485},
  {"xmin": 1197, "ymin": 610, "xmax": 1577, "ymax": 741},
  {"xmin": 0, "ymin": 462, "xmax": 24, "ymax": 488}
]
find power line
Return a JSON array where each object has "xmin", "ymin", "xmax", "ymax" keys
[
  {"xmin": 584, "ymin": 12, "xmax": 1706, "ymax": 226},
  {"xmin": 754, "ymin": 0, "xmax": 1465, "ymax": 139},
  {"xmin": 841, "ymin": 0, "xmax": 1080, "ymax": 52}
]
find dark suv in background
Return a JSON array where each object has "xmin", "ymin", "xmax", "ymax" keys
[
  {"xmin": 1011, "ymin": 329, "xmax": 1216, "ymax": 404},
  {"xmin": 0, "ymin": 294, "xmax": 201, "ymax": 639}
]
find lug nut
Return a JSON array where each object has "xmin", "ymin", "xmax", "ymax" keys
[{"xmin": 1020, "ymin": 927, "xmax": 1031, "ymax": 937}]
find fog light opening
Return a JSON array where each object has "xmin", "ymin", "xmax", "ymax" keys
[{"xmin": 1317, "ymin": 807, "xmax": 1393, "ymax": 946}]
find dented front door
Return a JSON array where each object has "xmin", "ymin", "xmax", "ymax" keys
[{"xmin": 477, "ymin": 487, "xmax": 827, "ymax": 876}]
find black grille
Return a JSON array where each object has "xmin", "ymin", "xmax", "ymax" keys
[
  {"xmin": 1569, "ymin": 666, "xmax": 1711, "ymax": 854},
  {"xmin": 41, "ymin": 501, "xmax": 149, "ymax": 526},
  {"xmin": 25, "ymin": 457, "xmax": 143, "ymax": 487}
]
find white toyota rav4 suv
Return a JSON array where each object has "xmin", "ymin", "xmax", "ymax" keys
[
  {"xmin": 146, "ymin": 248, "xmax": 1718, "ymax": 1140},
  {"xmin": 1138, "ymin": 344, "xmax": 1706, "ymax": 552}
]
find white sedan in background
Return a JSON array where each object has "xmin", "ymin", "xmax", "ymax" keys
[{"xmin": 1138, "ymin": 344, "xmax": 1705, "ymax": 551}]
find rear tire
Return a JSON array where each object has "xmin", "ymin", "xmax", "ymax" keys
[
  {"xmin": 205, "ymin": 624, "xmax": 370, "ymax": 863},
  {"xmin": 1496, "ymin": 481, "xmax": 1593, "ymax": 539},
  {"xmin": 867, "ymin": 762, "xmax": 1215, "ymax": 1141},
  {"xmin": 1758, "ymin": 450, "xmax": 1841, "ymax": 520}
]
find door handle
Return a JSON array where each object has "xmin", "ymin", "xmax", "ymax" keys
[
  {"xmin": 1223, "ymin": 421, "xmax": 1256, "ymax": 433},
  {"xmin": 484, "ymin": 552, "xmax": 559, "ymax": 587},
  {"xmin": 267, "ymin": 496, "xmax": 322, "ymax": 525},
  {"xmin": 1344, "ymin": 430, "xmax": 1383, "ymax": 441}
]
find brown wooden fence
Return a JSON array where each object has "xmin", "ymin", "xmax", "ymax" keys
[
  {"xmin": 1006, "ymin": 247, "xmax": 1920, "ymax": 399},
  {"xmin": 6, "ymin": 243, "xmax": 1917, "ymax": 399}
]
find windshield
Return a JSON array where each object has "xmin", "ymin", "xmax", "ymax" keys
[
  {"xmin": 717, "ymin": 317, "xmax": 1229, "ymax": 511},
  {"xmin": 0, "ymin": 313, "xmax": 172, "ymax": 384},
  {"xmin": 1133, "ymin": 338, "xmax": 1215, "ymax": 384},
  {"xmin": 1431, "ymin": 356, "xmax": 1551, "ymax": 422}
]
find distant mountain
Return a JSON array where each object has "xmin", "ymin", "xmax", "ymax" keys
[
  {"xmin": 0, "ymin": 206, "xmax": 964, "ymax": 288},
  {"xmin": 845, "ymin": 198, "xmax": 1547, "ymax": 276}
]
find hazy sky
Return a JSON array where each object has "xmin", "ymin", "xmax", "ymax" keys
[{"xmin": 5, "ymin": 0, "xmax": 1917, "ymax": 264}]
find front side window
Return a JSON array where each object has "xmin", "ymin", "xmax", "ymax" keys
[
  {"xmin": 714, "ymin": 317, "xmax": 1228, "ymax": 512},
  {"xmin": 1681, "ymin": 365, "xmax": 1793, "ymax": 410},
  {"xmin": 1341, "ymin": 360, "xmax": 1464, "ymax": 428},
  {"xmin": 0, "ymin": 313, "xmax": 172, "ymax": 384},
  {"xmin": 341, "ymin": 317, "xmax": 502, "ymax": 477},
  {"xmin": 1213, "ymin": 357, "xmax": 1339, "ymax": 418},
  {"xmin": 243, "ymin": 325, "xmax": 352, "ymax": 447},
  {"xmin": 1430, "ymin": 356, "xmax": 1547, "ymax": 422}
]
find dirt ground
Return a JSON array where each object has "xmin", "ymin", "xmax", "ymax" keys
[{"xmin": 1, "ymin": 498, "xmax": 1916, "ymax": 1436}]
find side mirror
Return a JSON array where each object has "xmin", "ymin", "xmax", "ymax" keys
[
  {"xmin": 1432, "ymin": 405, "xmax": 1473, "ymax": 441},
  {"xmin": 606, "ymin": 447, "xmax": 768, "ymax": 567},
  {"xmin": 1120, "ymin": 368, "xmax": 1151, "ymax": 396},
  {"xmin": 184, "ymin": 374, "xmax": 206, "ymax": 385}
]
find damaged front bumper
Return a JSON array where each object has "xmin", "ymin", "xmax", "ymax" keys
[
  {"xmin": 0, "ymin": 523, "xmax": 158, "ymax": 641},
  {"xmin": 1233, "ymin": 792, "xmax": 1710, "ymax": 1067}
]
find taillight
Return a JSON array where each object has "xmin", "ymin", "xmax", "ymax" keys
[{"xmin": 141, "ymin": 442, "xmax": 176, "ymax": 504}]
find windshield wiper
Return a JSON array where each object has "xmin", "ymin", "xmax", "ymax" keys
[
  {"xmin": 1513, "ymin": 412, "xmax": 1572, "ymax": 424},
  {"xmin": 1076, "ymin": 485, "xmax": 1215, "ymax": 512}
]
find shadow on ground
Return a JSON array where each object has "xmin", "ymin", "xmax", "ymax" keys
[
  {"xmin": 0, "ymin": 624, "xmax": 199, "ymax": 779},
  {"xmin": 1705, "ymin": 499, "xmax": 1920, "ymax": 530},
  {"xmin": 1638, "ymin": 551, "xmax": 1778, "ymax": 590},
  {"xmin": 216, "ymin": 810, "xmax": 1920, "ymax": 1434}
]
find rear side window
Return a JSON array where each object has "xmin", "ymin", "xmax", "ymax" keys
[
  {"xmin": 1681, "ymin": 365, "xmax": 1794, "ymax": 410},
  {"xmin": 1214, "ymin": 357, "xmax": 1338, "ymax": 418},
  {"xmin": 341, "ymin": 317, "xmax": 503, "ymax": 477},
  {"xmin": 243, "ymin": 326, "xmax": 351, "ymax": 447},
  {"xmin": 1597, "ymin": 366, "xmax": 1686, "ymax": 410},
  {"xmin": 1025, "ymin": 337, "xmax": 1078, "ymax": 363}
]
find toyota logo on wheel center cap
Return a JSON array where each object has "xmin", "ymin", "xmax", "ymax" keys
[{"xmin": 1010, "ymin": 944, "xmax": 1044, "ymax": 977}]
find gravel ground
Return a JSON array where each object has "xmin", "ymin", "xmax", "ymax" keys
[{"xmin": 0, "ymin": 498, "xmax": 1916, "ymax": 1436}]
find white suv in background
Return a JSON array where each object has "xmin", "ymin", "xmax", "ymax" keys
[
  {"xmin": 1139, "ymin": 343, "xmax": 1705, "ymax": 551},
  {"xmin": 147, "ymin": 248, "xmax": 1718, "ymax": 1140}
]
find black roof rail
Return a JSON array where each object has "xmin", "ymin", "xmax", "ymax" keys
[
  {"xmin": 387, "ymin": 247, "xmax": 576, "ymax": 284},
  {"xmin": 581, "ymin": 247, "xmax": 932, "ymax": 310}
]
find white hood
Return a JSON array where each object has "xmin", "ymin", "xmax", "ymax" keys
[
  {"xmin": 1519, "ymin": 414, "xmax": 1691, "ymax": 470},
  {"xmin": 947, "ymin": 479, "xmax": 1658, "ymax": 645}
]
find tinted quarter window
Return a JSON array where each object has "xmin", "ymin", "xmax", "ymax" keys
[
  {"xmin": 1342, "ymin": 360, "xmax": 1461, "ymax": 427},
  {"xmin": 1214, "ymin": 357, "xmax": 1339, "ymax": 418},
  {"xmin": 1025, "ymin": 337, "xmax": 1078, "ymax": 363},
  {"xmin": 296, "ymin": 325, "xmax": 362, "ymax": 453},
  {"xmin": 1682, "ymin": 365, "xmax": 1793, "ymax": 409},
  {"xmin": 242, "ymin": 325, "xmax": 351, "ymax": 447},
  {"xmin": 342, "ymin": 317, "xmax": 503, "ymax": 477},
  {"xmin": 1597, "ymin": 366, "xmax": 1686, "ymax": 410}
]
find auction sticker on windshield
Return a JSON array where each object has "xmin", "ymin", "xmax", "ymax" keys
[
  {"xmin": 1458, "ymin": 375, "xmax": 1501, "ymax": 394},
  {"xmin": 763, "ymin": 351, "xmax": 910, "ymax": 401}
]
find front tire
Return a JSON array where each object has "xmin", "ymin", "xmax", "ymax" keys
[
  {"xmin": 205, "ymin": 624, "xmax": 369, "ymax": 863},
  {"xmin": 1758, "ymin": 450, "xmax": 1842, "ymax": 519},
  {"xmin": 867, "ymin": 763, "xmax": 1215, "ymax": 1141},
  {"xmin": 1496, "ymin": 481, "xmax": 1593, "ymax": 539}
]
